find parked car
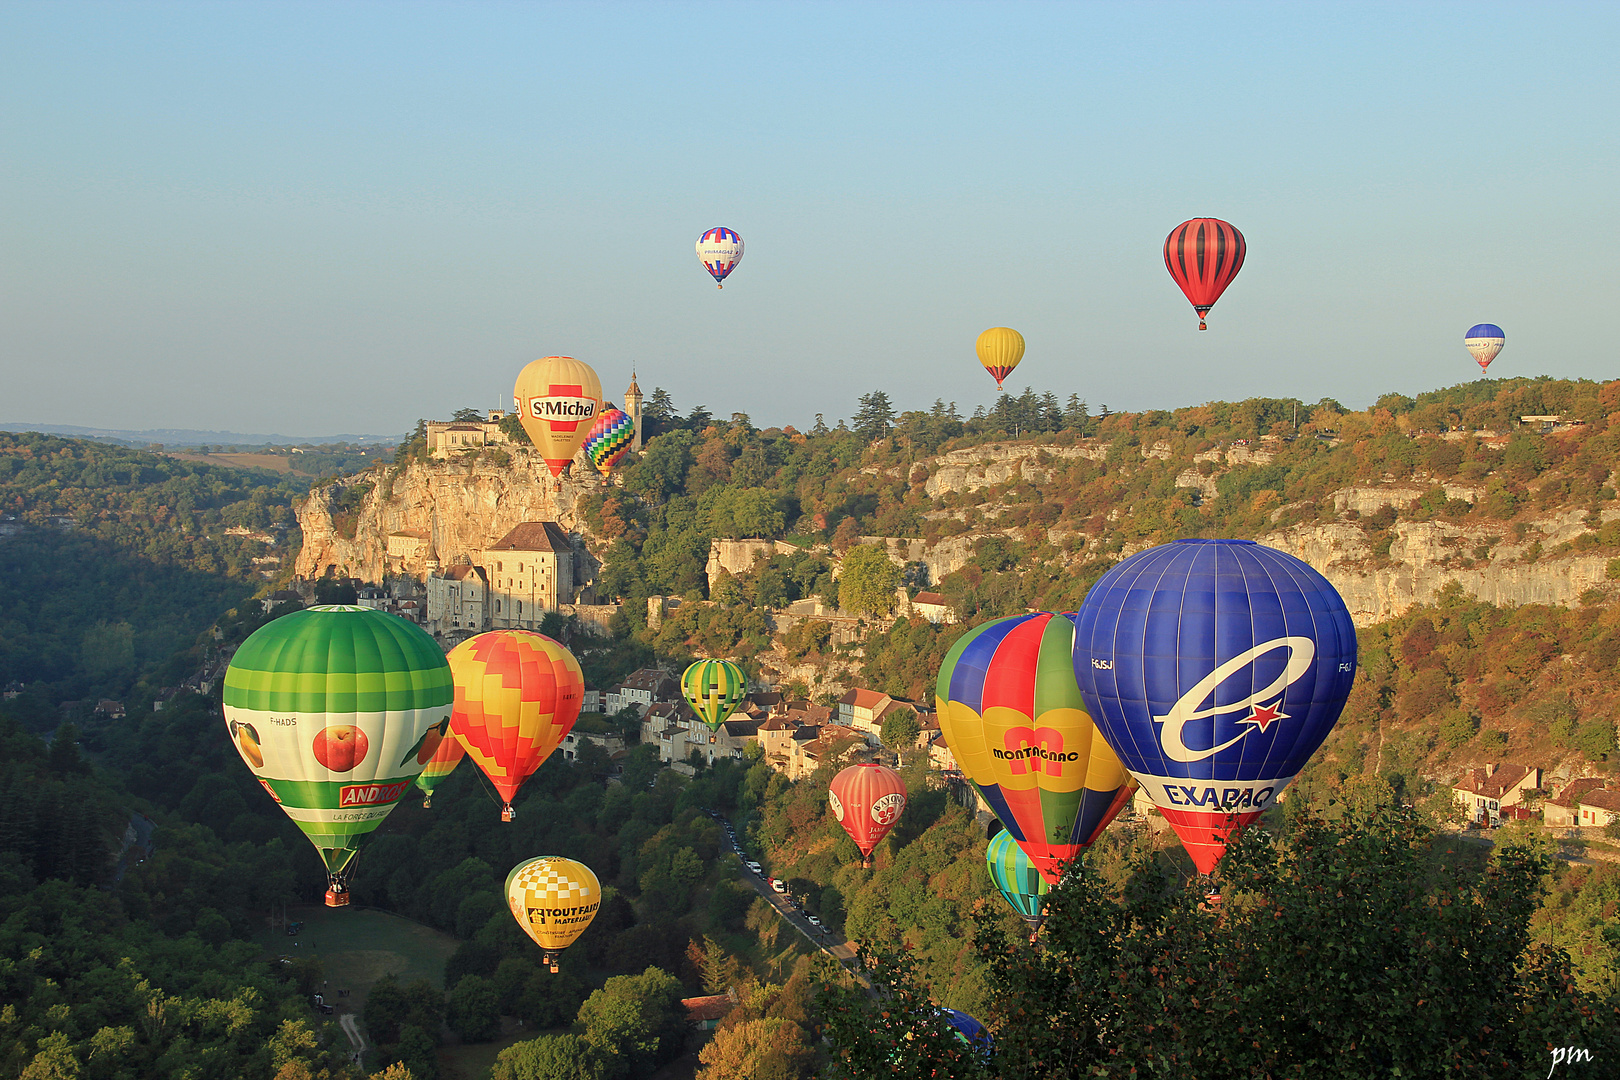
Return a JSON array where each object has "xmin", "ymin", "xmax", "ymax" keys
[
  {"xmin": 806, "ymin": 914, "xmax": 824, "ymax": 930},
  {"xmin": 770, "ymin": 878, "xmax": 787, "ymax": 894},
  {"xmin": 746, "ymin": 861, "xmax": 763, "ymax": 874}
]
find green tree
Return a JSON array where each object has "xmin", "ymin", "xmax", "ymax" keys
[
  {"xmin": 493, "ymin": 1034, "xmax": 605, "ymax": 1080},
  {"xmin": 853, "ymin": 391, "xmax": 897, "ymax": 442},
  {"xmin": 878, "ymin": 707, "xmax": 920, "ymax": 756},
  {"xmin": 576, "ymin": 967, "xmax": 687, "ymax": 1080},
  {"xmin": 499, "ymin": 413, "xmax": 532, "ymax": 444},
  {"xmin": 446, "ymin": 975, "xmax": 502, "ymax": 1043},
  {"xmin": 696, "ymin": 1017, "xmax": 815, "ymax": 1080},
  {"xmin": 839, "ymin": 545, "xmax": 900, "ymax": 617},
  {"xmin": 452, "ymin": 408, "xmax": 485, "ymax": 421}
]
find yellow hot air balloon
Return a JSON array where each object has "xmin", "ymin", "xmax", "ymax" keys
[
  {"xmin": 976, "ymin": 327, "xmax": 1025, "ymax": 391},
  {"xmin": 514, "ymin": 356, "xmax": 604, "ymax": 476},
  {"xmin": 506, "ymin": 856, "xmax": 601, "ymax": 972}
]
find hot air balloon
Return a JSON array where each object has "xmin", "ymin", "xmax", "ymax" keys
[
  {"xmin": 985, "ymin": 828, "xmax": 1049, "ymax": 933},
  {"xmin": 1071, "ymin": 539, "xmax": 1356, "ymax": 875},
  {"xmin": 680, "ymin": 659, "xmax": 747, "ymax": 732},
  {"xmin": 936, "ymin": 612, "xmax": 1135, "ymax": 885},
  {"xmin": 514, "ymin": 356, "xmax": 604, "ymax": 476},
  {"xmin": 975, "ymin": 327, "xmax": 1025, "ymax": 391},
  {"xmin": 224, "ymin": 606, "xmax": 453, "ymax": 907},
  {"xmin": 414, "ymin": 732, "xmax": 465, "ymax": 808},
  {"xmin": 449, "ymin": 631, "xmax": 584, "ymax": 821},
  {"xmin": 506, "ymin": 856, "xmax": 601, "ymax": 972},
  {"xmin": 828, "ymin": 763, "xmax": 907, "ymax": 867},
  {"xmin": 582, "ymin": 406, "xmax": 635, "ymax": 477},
  {"xmin": 939, "ymin": 1009, "xmax": 994, "ymax": 1058},
  {"xmin": 1164, "ymin": 218, "xmax": 1246, "ymax": 330},
  {"xmin": 1464, "ymin": 324, "xmax": 1505, "ymax": 373},
  {"xmin": 696, "ymin": 227, "xmax": 744, "ymax": 288}
]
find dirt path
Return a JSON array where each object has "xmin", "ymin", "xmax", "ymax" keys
[{"xmin": 339, "ymin": 1013, "xmax": 365, "ymax": 1067}]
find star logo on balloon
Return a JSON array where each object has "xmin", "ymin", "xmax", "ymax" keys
[{"xmin": 1241, "ymin": 701, "xmax": 1288, "ymax": 733}]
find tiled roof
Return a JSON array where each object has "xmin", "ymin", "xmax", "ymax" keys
[
  {"xmin": 1580, "ymin": 789, "xmax": 1620, "ymax": 813},
  {"xmin": 441, "ymin": 565, "xmax": 485, "ymax": 582},
  {"xmin": 722, "ymin": 719, "xmax": 760, "ymax": 738},
  {"xmin": 839, "ymin": 688, "xmax": 891, "ymax": 710},
  {"xmin": 681, "ymin": 994, "xmax": 734, "ymax": 1022},
  {"xmin": 913, "ymin": 592, "xmax": 947, "ymax": 606},
  {"xmin": 1453, "ymin": 764, "xmax": 1536, "ymax": 799},
  {"xmin": 488, "ymin": 521, "xmax": 573, "ymax": 552},
  {"xmin": 1549, "ymin": 778, "xmax": 1606, "ymax": 808}
]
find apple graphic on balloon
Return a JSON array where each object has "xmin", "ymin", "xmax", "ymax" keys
[{"xmin": 312, "ymin": 726, "xmax": 368, "ymax": 772}]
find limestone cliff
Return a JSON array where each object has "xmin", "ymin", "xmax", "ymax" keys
[{"xmin": 295, "ymin": 448, "xmax": 608, "ymax": 587}]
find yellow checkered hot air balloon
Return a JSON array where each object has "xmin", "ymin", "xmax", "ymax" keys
[{"xmin": 506, "ymin": 856, "xmax": 601, "ymax": 972}]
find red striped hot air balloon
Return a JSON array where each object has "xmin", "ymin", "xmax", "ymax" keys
[
  {"xmin": 828, "ymin": 763, "xmax": 907, "ymax": 868},
  {"xmin": 1164, "ymin": 218, "xmax": 1246, "ymax": 331}
]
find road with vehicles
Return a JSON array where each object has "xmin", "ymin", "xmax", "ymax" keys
[{"xmin": 707, "ymin": 810, "xmax": 858, "ymax": 969}]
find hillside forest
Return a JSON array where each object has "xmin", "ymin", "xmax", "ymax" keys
[{"xmin": 3, "ymin": 377, "xmax": 1620, "ymax": 1077}]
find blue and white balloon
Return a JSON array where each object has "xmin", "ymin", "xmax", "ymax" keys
[
  {"xmin": 1464, "ymin": 323, "xmax": 1505, "ymax": 373},
  {"xmin": 1071, "ymin": 539, "xmax": 1357, "ymax": 873}
]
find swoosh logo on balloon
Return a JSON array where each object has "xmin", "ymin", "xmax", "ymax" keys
[{"xmin": 1155, "ymin": 637, "xmax": 1315, "ymax": 763}]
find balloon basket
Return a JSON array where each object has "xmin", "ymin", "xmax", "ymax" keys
[
  {"xmin": 544, "ymin": 951, "xmax": 560, "ymax": 973},
  {"xmin": 324, "ymin": 888, "xmax": 350, "ymax": 908},
  {"xmin": 422, "ymin": 797, "xmax": 433, "ymax": 809},
  {"xmin": 501, "ymin": 805, "xmax": 516, "ymax": 822}
]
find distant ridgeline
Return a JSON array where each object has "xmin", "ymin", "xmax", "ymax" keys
[{"xmin": 0, "ymin": 431, "xmax": 305, "ymax": 716}]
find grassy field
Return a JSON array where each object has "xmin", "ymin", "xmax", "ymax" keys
[
  {"xmin": 257, "ymin": 904, "xmax": 460, "ymax": 1019},
  {"xmin": 165, "ymin": 450, "xmax": 303, "ymax": 474}
]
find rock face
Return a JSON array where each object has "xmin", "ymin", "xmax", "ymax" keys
[{"xmin": 295, "ymin": 450, "xmax": 607, "ymax": 587}]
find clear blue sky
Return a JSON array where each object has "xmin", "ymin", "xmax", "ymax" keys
[{"xmin": 2, "ymin": 2, "xmax": 1616, "ymax": 437}]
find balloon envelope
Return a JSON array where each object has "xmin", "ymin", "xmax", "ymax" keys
[
  {"xmin": 940, "ymin": 1009, "xmax": 994, "ymax": 1057},
  {"xmin": 449, "ymin": 631, "xmax": 584, "ymax": 820},
  {"xmin": 680, "ymin": 659, "xmax": 747, "ymax": 732},
  {"xmin": 224, "ymin": 606, "xmax": 452, "ymax": 904},
  {"xmin": 414, "ymin": 730, "xmax": 465, "ymax": 807},
  {"xmin": 975, "ymin": 327, "xmax": 1025, "ymax": 390},
  {"xmin": 696, "ymin": 227, "xmax": 744, "ymax": 287},
  {"xmin": 514, "ymin": 356, "xmax": 604, "ymax": 476},
  {"xmin": 1164, "ymin": 218, "xmax": 1246, "ymax": 330},
  {"xmin": 936, "ymin": 612, "xmax": 1135, "ymax": 884},
  {"xmin": 1464, "ymin": 324, "xmax": 1505, "ymax": 372},
  {"xmin": 986, "ymin": 828, "xmax": 1049, "ymax": 930},
  {"xmin": 506, "ymin": 856, "xmax": 601, "ymax": 971},
  {"xmin": 583, "ymin": 406, "xmax": 635, "ymax": 476},
  {"xmin": 828, "ymin": 763, "xmax": 907, "ymax": 864},
  {"xmin": 1072, "ymin": 539, "xmax": 1357, "ymax": 874}
]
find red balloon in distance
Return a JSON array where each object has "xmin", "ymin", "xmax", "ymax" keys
[
  {"xmin": 828, "ymin": 763, "xmax": 907, "ymax": 867},
  {"xmin": 1164, "ymin": 218, "xmax": 1246, "ymax": 331}
]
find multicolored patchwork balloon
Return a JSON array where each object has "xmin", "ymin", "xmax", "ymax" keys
[
  {"xmin": 828, "ymin": 763, "xmax": 907, "ymax": 867},
  {"xmin": 583, "ymin": 406, "xmax": 635, "ymax": 476},
  {"xmin": 506, "ymin": 856, "xmax": 602, "ymax": 972},
  {"xmin": 414, "ymin": 730, "xmax": 465, "ymax": 808},
  {"xmin": 224, "ymin": 606, "xmax": 453, "ymax": 906},
  {"xmin": 449, "ymin": 631, "xmax": 584, "ymax": 821},
  {"xmin": 935, "ymin": 612, "xmax": 1135, "ymax": 884},
  {"xmin": 986, "ymin": 828, "xmax": 1049, "ymax": 931},
  {"xmin": 680, "ymin": 659, "xmax": 747, "ymax": 732},
  {"xmin": 1072, "ymin": 539, "xmax": 1357, "ymax": 874}
]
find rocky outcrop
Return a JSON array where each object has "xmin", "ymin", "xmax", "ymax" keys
[
  {"xmin": 923, "ymin": 444, "xmax": 1105, "ymax": 498},
  {"xmin": 295, "ymin": 448, "xmax": 606, "ymax": 585}
]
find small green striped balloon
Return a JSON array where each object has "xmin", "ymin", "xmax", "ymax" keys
[
  {"xmin": 986, "ymin": 829, "xmax": 1049, "ymax": 930},
  {"xmin": 224, "ymin": 606, "xmax": 453, "ymax": 890},
  {"xmin": 680, "ymin": 659, "xmax": 747, "ymax": 731}
]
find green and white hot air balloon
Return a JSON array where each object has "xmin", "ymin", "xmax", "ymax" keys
[
  {"xmin": 680, "ymin": 659, "xmax": 748, "ymax": 732},
  {"xmin": 224, "ymin": 605, "xmax": 453, "ymax": 906}
]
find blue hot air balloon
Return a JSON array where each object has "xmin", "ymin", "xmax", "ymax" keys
[
  {"xmin": 1071, "ymin": 539, "xmax": 1356, "ymax": 874},
  {"xmin": 1464, "ymin": 324, "xmax": 1505, "ymax": 373},
  {"xmin": 939, "ymin": 1009, "xmax": 993, "ymax": 1057}
]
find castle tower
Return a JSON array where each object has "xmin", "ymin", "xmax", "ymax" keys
[{"xmin": 624, "ymin": 371, "xmax": 644, "ymax": 452}]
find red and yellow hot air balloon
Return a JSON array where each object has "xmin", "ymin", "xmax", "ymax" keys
[
  {"xmin": 448, "ymin": 630, "xmax": 584, "ymax": 821},
  {"xmin": 828, "ymin": 763, "xmax": 907, "ymax": 867},
  {"xmin": 514, "ymin": 356, "xmax": 604, "ymax": 476},
  {"xmin": 1164, "ymin": 218, "xmax": 1245, "ymax": 331},
  {"xmin": 975, "ymin": 327, "xmax": 1025, "ymax": 391}
]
